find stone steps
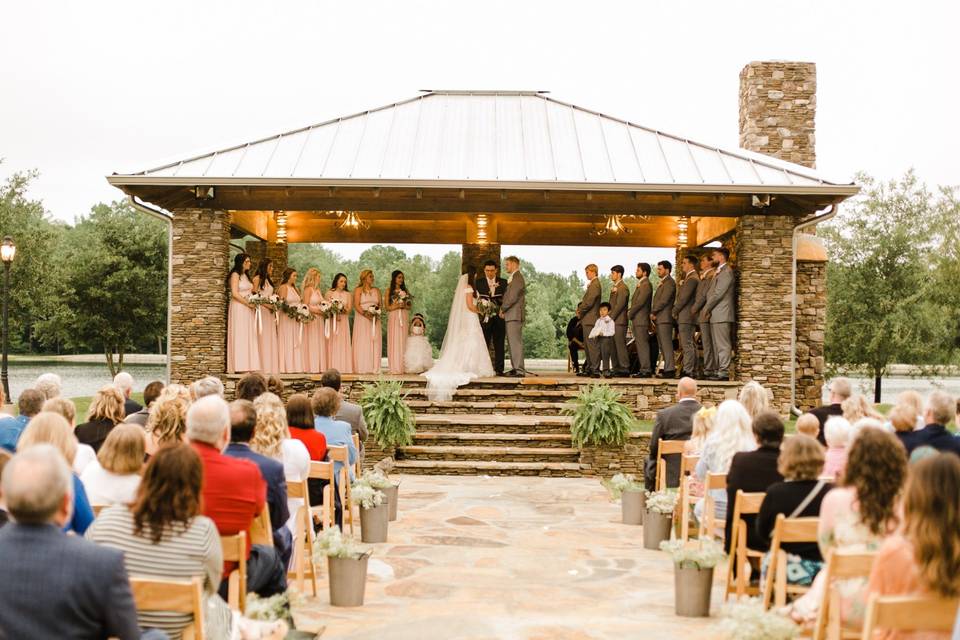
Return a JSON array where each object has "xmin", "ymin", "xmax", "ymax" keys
[
  {"xmin": 392, "ymin": 459, "xmax": 583, "ymax": 477},
  {"xmin": 413, "ymin": 414, "xmax": 572, "ymax": 435},
  {"xmin": 408, "ymin": 399, "xmax": 568, "ymax": 416},
  {"xmin": 399, "ymin": 444, "xmax": 579, "ymax": 463},
  {"xmin": 412, "ymin": 432, "xmax": 572, "ymax": 449}
]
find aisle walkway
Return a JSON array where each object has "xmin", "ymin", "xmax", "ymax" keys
[{"xmin": 292, "ymin": 476, "xmax": 722, "ymax": 639}]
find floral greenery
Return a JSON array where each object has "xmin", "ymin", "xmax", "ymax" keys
[
  {"xmin": 645, "ymin": 489, "xmax": 679, "ymax": 514},
  {"xmin": 351, "ymin": 483, "xmax": 385, "ymax": 510},
  {"xmin": 562, "ymin": 384, "xmax": 634, "ymax": 448},
  {"xmin": 718, "ymin": 600, "xmax": 799, "ymax": 640},
  {"xmin": 659, "ymin": 539, "xmax": 726, "ymax": 569},
  {"xmin": 360, "ymin": 469, "xmax": 394, "ymax": 490},
  {"xmin": 313, "ymin": 526, "xmax": 369, "ymax": 560},
  {"xmin": 359, "ymin": 379, "xmax": 416, "ymax": 448},
  {"xmin": 244, "ymin": 592, "xmax": 291, "ymax": 621},
  {"xmin": 601, "ymin": 473, "xmax": 645, "ymax": 500}
]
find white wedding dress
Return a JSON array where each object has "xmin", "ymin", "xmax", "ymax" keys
[{"xmin": 424, "ymin": 274, "xmax": 495, "ymax": 401}]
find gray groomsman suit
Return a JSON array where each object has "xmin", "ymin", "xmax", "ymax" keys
[
  {"xmin": 704, "ymin": 262, "xmax": 736, "ymax": 378},
  {"xmin": 628, "ymin": 276, "xmax": 653, "ymax": 375},
  {"xmin": 501, "ymin": 270, "xmax": 526, "ymax": 373},
  {"xmin": 577, "ymin": 277, "xmax": 602, "ymax": 373},
  {"xmin": 651, "ymin": 274, "xmax": 676, "ymax": 373},
  {"xmin": 691, "ymin": 267, "xmax": 716, "ymax": 377},
  {"xmin": 608, "ymin": 279, "xmax": 630, "ymax": 374},
  {"xmin": 674, "ymin": 269, "xmax": 699, "ymax": 377}
]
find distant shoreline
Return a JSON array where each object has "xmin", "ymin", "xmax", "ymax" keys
[{"xmin": 8, "ymin": 354, "xmax": 168, "ymax": 365}]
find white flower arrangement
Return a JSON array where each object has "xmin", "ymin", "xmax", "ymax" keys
[
  {"xmin": 313, "ymin": 526, "xmax": 369, "ymax": 560},
  {"xmin": 364, "ymin": 303, "xmax": 381, "ymax": 317},
  {"xmin": 317, "ymin": 299, "xmax": 332, "ymax": 318},
  {"xmin": 351, "ymin": 482, "xmax": 385, "ymax": 510},
  {"xmin": 601, "ymin": 473, "xmax": 645, "ymax": 500},
  {"xmin": 360, "ymin": 469, "xmax": 393, "ymax": 491},
  {"xmin": 659, "ymin": 538, "xmax": 726, "ymax": 569},
  {"xmin": 244, "ymin": 592, "xmax": 293, "ymax": 621},
  {"xmin": 645, "ymin": 488, "xmax": 679, "ymax": 514},
  {"xmin": 717, "ymin": 600, "xmax": 799, "ymax": 640},
  {"xmin": 476, "ymin": 297, "xmax": 499, "ymax": 323},
  {"xmin": 330, "ymin": 298, "xmax": 346, "ymax": 314}
]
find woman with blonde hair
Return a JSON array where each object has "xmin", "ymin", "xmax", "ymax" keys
[
  {"xmin": 75, "ymin": 385, "xmax": 126, "ymax": 453},
  {"xmin": 144, "ymin": 384, "xmax": 191, "ymax": 456},
  {"xmin": 301, "ymin": 267, "xmax": 327, "ymax": 373},
  {"xmin": 352, "ymin": 268, "xmax": 382, "ymax": 373},
  {"xmin": 738, "ymin": 380, "xmax": 769, "ymax": 422},
  {"xmin": 18, "ymin": 412, "xmax": 94, "ymax": 534},
  {"xmin": 250, "ymin": 392, "xmax": 309, "ymax": 530},
  {"xmin": 80, "ymin": 423, "xmax": 145, "ymax": 506},
  {"xmin": 694, "ymin": 399, "xmax": 756, "ymax": 522},
  {"xmin": 685, "ymin": 405, "xmax": 716, "ymax": 456},
  {"xmin": 894, "ymin": 390, "xmax": 925, "ymax": 430},
  {"xmin": 43, "ymin": 396, "xmax": 96, "ymax": 475},
  {"xmin": 842, "ymin": 394, "xmax": 883, "ymax": 424}
]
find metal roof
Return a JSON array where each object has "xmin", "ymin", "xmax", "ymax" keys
[{"xmin": 109, "ymin": 90, "xmax": 856, "ymax": 195}]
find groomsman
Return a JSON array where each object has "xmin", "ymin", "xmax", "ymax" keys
[
  {"xmin": 475, "ymin": 259, "xmax": 507, "ymax": 375},
  {"xmin": 703, "ymin": 247, "xmax": 735, "ymax": 381},
  {"xmin": 576, "ymin": 264, "xmax": 602, "ymax": 376},
  {"xmin": 691, "ymin": 254, "xmax": 716, "ymax": 379},
  {"xmin": 628, "ymin": 263, "xmax": 653, "ymax": 377},
  {"xmin": 673, "ymin": 255, "xmax": 700, "ymax": 378},
  {"xmin": 608, "ymin": 266, "xmax": 630, "ymax": 376},
  {"xmin": 501, "ymin": 256, "xmax": 527, "ymax": 377},
  {"xmin": 650, "ymin": 260, "xmax": 676, "ymax": 378}
]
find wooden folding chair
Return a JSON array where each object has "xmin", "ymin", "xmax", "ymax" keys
[
  {"xmin": 655, "ymin": 439, "xmax": 687, "ymax": 491},
  {"xmin": 130, "ymin": 576, "xmax": 206, "ymax": 640},
  {"xmin": 286, "ymin": 476, "xmax": 318, "ymax": 597},
  {"xmin": 812, "ymin": 550, "xmax": 877, "ymax": 640},
  {"xmin": 762, "ymin": 515, "xmax": 819, "ymax": 609},
  {"xmin": 250, "ymin": 504, "xmax": 273, "ymax": 547},
  {"xmin": 351, "ymin": 433, "xmax": 362, "ymax": 477},
  {"xmin": 699, "ymin": 472, "xmax": 727, "ymax": 543},
  {"xmin": 723, "ymin": 490, "xmax": 766, "ymax": 600},
  {"xmin": 860, "ymin": 593, "xmax": 959, "ymax": 639},
  {"xmin": 220, "ymin": 531, "xmax": 247, "ymax": 613},
  {"xmin": 679, "ymin": 454, "xmax": 700, "ymax": 541},
  {"xmin": 308, "ymin": 461, "xmax": 335, "ymax": 531},
  {"xmin": 327, "ymin": 445, "xmax": 354, "ymax": 534}
]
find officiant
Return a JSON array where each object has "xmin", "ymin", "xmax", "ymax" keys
[{"xmin": 475, "ymin": 259, "xmax": 508, "ymax": 376}]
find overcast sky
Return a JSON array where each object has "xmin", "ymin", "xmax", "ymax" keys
[{"xmin": 2, "ymin": 0, "xmax": 957, "ymax": 275}]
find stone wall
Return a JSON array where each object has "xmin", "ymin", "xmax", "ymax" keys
[
  {"xmin": 266, "ymin": 242, "xmax": 288, "ymax": 278},
  {"xmin": 170, "ymin": 208, "xmax": 231, "ymax": 384},
  {"xmin": 739, "ymin": 61, "xmax": 817, "ymax": 168},
  {"xmin": 795, "ymin": 259, "xmax": 826, "ymax": 410},
  {"xmin": 461, "ymin": 243, "xmax": 501, "ymax": 274},
  {"xmin": 579, "ymin": 433, "xmax": 650, "ymax": 477}
]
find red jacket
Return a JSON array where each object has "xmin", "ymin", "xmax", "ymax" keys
[{"xmin": 289, "ymin": 426, "xmax": 327, "ymax": 461}]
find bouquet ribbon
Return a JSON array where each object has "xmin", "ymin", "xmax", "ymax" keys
[
  {"xmin": 255, "ymin": 306, "xmax": 263, "ymax": 335},
  {"xmin": 324, "ymin": 317, "xmax": 331, "ymax": 339}
]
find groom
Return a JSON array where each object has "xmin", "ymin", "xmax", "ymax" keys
[
  {"xmin": 474, "ymin": 259, "xmax": 508, "ymax": 375},
  {"xmin": 500, "ymin": 256, "xmax": 526, "ymax": 377}
]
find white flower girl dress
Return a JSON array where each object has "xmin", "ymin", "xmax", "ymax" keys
[{"xmin": 404, "ymin": 315, "xmax": 434, "ymax": 374}]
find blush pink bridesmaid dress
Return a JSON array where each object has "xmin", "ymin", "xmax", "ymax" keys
[
  {"xmin": 386, "ymin": 295, "xmax": 409, "ymax": 374},
  {"xmin": 278, "ymin": 285, "xmax": 304, "ymax": 373},
  {"xmin": 256, "ymin": 280, "xmax": 281, "ymax": 374},
  {"xmin": 302, "ymin": 288, "xmax": 327, "ymax": 373},
  {"xmin": 227, "ymin": 274, "xmax": 262, "ymax": 373},
  {"xmin": 325, "ymin": 289, "xmax": 353, "ymax": 373},
  {"xmin": 352, "ymin": 288, "xmax": 382, "ymax": 374}
]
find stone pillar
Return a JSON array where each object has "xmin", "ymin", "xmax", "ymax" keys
[
  {"xmin": 795, "ymin": 236, "xmax": 828, "ymax": 410},
  {"xmin": 461, "ymin": 243, "xmax": 501, "ymax": 274},
  {"xmin": 266, "ymin": 242, "xmax": 288, "ymax": 276},
  {"xmin": 739, "ymin": 61, "xmax": 817, "ymax": 168},
  {"xmin": 170, "ymin": 208, "xmax": 231, "ymax": 384}
]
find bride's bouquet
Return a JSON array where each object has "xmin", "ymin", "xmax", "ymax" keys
[
  {"xmin": 476, "ymin": 297, "xmax": 499, "ymax": 324},
  {"xmin": 391, "ymin": 290, "xmax": 413, "ymax": 307}
]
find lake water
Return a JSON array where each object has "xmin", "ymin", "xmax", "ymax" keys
[{"xmin": 8, "ymin": 361, "xmax": 168, "ymax": 399}]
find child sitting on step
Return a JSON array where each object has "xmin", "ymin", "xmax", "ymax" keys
[{"xmin": 404, "ymin": 314, "xmax": 434, "ymax": 374}]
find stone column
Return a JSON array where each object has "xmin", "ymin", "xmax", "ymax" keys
[
  {"xmin": 795, "ymin": 236, "xmax": 828, "ymax": 410},
  {"xmin": 266, "ymin": 242, "xmax": 288, "ymax": 276},
  {"xmin": 461, "ymin": 243, "xmax": 501, "ymax": 274},
  {"xmin": 170, "ymin": 208, "xmax": 231, "ymax": 384},
  {"xmin": 739, "ymin": 61, "xmax": 817, "ymax": 168}
]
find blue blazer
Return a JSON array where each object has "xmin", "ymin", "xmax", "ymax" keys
[
  {"xmin": 314, "ymin": 415, "xmax": 358, "ymax": 481},
  {"xmin": 225, "ymin": 443, "xmax": 291, "ymax": 555}
]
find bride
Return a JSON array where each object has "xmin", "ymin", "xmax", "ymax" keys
[{"xmin": 424, "ymin": 269, "xmax": 495, "ymax": 401}]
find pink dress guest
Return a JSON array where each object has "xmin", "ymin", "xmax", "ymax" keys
[
  {"xmin": 227, "ymin": 273, "xmax": 261, "ymax": 373},
  {"xmin": 302, "ymin": 288, "xmax": 327, "ymax": 373},
  {"xmin": 326, "ymin": 289, "xmax": 353, "ymax": 373},
  {"xmin": 353, "ymin": 288, "xmax": 382, "ymax": 373},
  {"xmin": 386, "ymin": 303, "xmax": 409, "ymax": 375},
  {"xmin": 256, "ymin": 280, "xmax": 281, "ymax": 374},
  {"xmin": 823, "ymin": 446, "xmax": 848, "ymax": 479},
  {"xmin": 278, "ymin": 286, "xmax": 304, "ymax": 373}
]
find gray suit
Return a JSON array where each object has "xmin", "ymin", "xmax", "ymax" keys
[
  {"xmin": 628, "ymin": 277, "xmax": 653, "ymax": 374},
  {"xmin": 704, "ymin": 263, "xmax": 736, "ymax": 377},
  {"xmin": 0, "ymin": 523, "xmax": 143, "ymax": 639},
  {"xmin": 577, "ymin": 277, "xmax": 602, "ymax": 372},
  {"xmin": 336, "ymin": 399, "xmax": 368, "ymax": 443},
  {"xmin": 674, "ymin": 271, "xmax": 699, "ymax": 377},
  {"xmin": 691, "ymin": 268, "xmax": 716, "ymax": 377},
  {"xmin": 608, "ymin": 280, "xmax": 630, "ymax": 373},
  {"xmin": 501, "ymin": 270, "xmax": 526, "ymax": 373},
  {"xmin": 644, "ymin": 399, "xmax": 702, "ymax": 490},
  {"xmin": 651, "ymin": 275, "xmax": 676, "ymax": 373}
]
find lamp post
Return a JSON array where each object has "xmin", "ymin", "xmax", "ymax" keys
[{"xmin": 0, "ymin": 237, "xmax": 15, "ymax": 404}]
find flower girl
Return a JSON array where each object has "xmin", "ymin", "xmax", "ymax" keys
[{"xmin": 404, "ymin": 314, "xmax": 434, "ymax": 374}]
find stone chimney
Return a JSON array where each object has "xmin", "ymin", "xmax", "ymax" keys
[{"xmin": 738, "ymin": 61, "xmax": 817, "ymax": 169}]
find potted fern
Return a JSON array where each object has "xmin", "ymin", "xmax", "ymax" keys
[
  {"xmin": 313, "ymin": 528, "xmax": 371, "ymax": 607},
  {"xmin": 660, "ymin": 539, "xmax": 725, "ymax": 617},
  {"xmin": 643, "ymin": 489, "xmax": 677, "ymax": 549},
  {"xmin": 352, "ymin": 480, "xmax": 389, "ymax": 543},
  {"xmin": 359, "ymin": 379, "xmax": 416, "ymax": 450},
  {"xmin": 602, "ymin": 473, "xmax": 646, "ymax": 525},
  {"xmin": 562, "ymin": 384, "xmax": 633, "ymax": 448},
  {"xmin": 361, "ymin": 468, "xmax": 399, "ymax": 522}
]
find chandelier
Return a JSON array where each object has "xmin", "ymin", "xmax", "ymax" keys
[
  {"xmin": 274, "ymin": 211, "xmax": 287, "ymax": 244},
  {"xmin": 336, "ymin": 211, "xmax": 369, "ymax": 231},
  {"xmin": 676, "ymin": 216, "xmax": 690, "ymax": 247},
  {"xmin": 595, "ymin": 214, "xmax": 649, "ymax": 236}
]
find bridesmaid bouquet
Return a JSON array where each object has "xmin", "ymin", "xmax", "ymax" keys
[
  {"xmin": 249, "ymin": 292, "xmax": 281, "ymax": 311},
  {"xmin": 390, "ymin": 290, "xmax": 413, "ymax": 307},
  {"xmin": 282, "ymin": 302, "xmax": 315, "ymax": 323},
  {"xmin": 317, "ymin": 299, "xmax": 333, "ymax": 318},
  {"xmin": 364, "ymin": 303, "xmax": 381, "ymax": 318},
  {"xmin": 330, "ymin": 299, "xmax": 347, "ymax": 315},
  {"xmin": 476, "ymin": 297, "xmax": 499, "ymax": 323}
]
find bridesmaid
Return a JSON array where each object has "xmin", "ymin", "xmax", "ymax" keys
[
  {"xmin": 352, "ymin": 269, "xmax": 382, "ymax": 374},
  {"xmin": 385, "ymin": 270, "xmax": 411, "ymax": 374},
  {"xmin": 301, "ymin": 268, "xmax": 327, "ymax": 373},
  {"xmin": 276, "ymin": 267, "xmax": 304, "ymax": 373},
  {"xmin": 326, "ymin": 273, "xmax": 353, "ymax": 373},
  {"xmin": 226, "ymin": 253, "xmax": 261, "ymax": 373},
  {"xmin": 251, "ymin": 258, "xmax": 281, "ymax": 374}
]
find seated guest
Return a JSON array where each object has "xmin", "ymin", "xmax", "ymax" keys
[
  {"xmin": 738, "ymin": 381, "xmax": 770, "ymax": 423},
  {"xmin": 186, "ymin": 395, "xmax": 286, "ymax": 597},
  {"xmin": 644, "ymin": 377, "xmax": 701, "ymax": 490},
  {"xmin": 226, "ymin": 399, "xmax": 292, "ymax": 566},
  {"xmin": 87, "ymin": 444, "xmax": 288, "ymax": 640},
  {"xmin": 42, "ymin": 396, "xmax": 96, "ymax": 474},
  {"xmin": 320, "ymin": 369, "xmax": 369, "ymax": 444},
  {"xmin": 684, "ymin": 405, "xmax": 715, "ymax": 456},
  {"xmin": 901, "ymin": 390, "xmax": 960, "ymax": 456},
  {"xmin": 125, "ymin": 380, "xmax": 165, "ymax": 428},
  {"xmin": 0, "ymin": 449, "xmax": 10, "ymax": 528},
  {"xmin": 266, "ymin": 375, "xmax": 285, "ymax": 398},
  {"xmin": 34, "ymin": 372, "xmax": 62, "ymax": 400},
  {"xmin": 865, "ymin": 452, "xmax": 960, "ymax": 638},
  {"xmin": 76, "ymin": 385, "xmax": 126, "ymax": 453},
  {"xmin": 114, "ymin": 372, "xmax": 142, "ymax": 416},
  {"xmin": 251, "ymin": 393, "xmax": 310, "ymax": 530},
  {"xmin": 795, "ymin": 413, "xmax": 820, "ymax": 441},
  {"xmin": 0, "ymin": 388, "xmax": 44, "ymax": 452},
  {"xmin": 236, "ymin": 372, "xmax": 268, "ymax": 402},
  {"xmin": 80, "ymin": 424, "xmax": 144, "ymax": 506},
  {"xmin": 822, "ymin": 416, "xmax": 852, "ymax": 480},
  {"xmin": 892, "ymin": 390, "xmax": 925, "ymax": 431},
  {"xmin": 842, "ymin": 394, "xmax": 883, "ymax": 424},
  {"xmin": 312, "ymin": 388, "xmax": 358, "ymax": 482},
  {"xmin": 144, "ymin": 384, "xmax": 191, "ymax": 457},
  {"xmin": 724, "ymin": 410, "xmax": 786, "ymax": 549},
  {"xmin": 190, "ymin": 375, "xmax": 224, "ymax": 401},
  {"xmin": 888, "ymin": 404, "xmax": 918, "ymax": 447},
  {"xmin": 0, "ymin": 445, "xmax": 147, "ymax": 639},
  {"xmin": 286, "ymin": 394, "xmax": 331, "ymax": 517},
  {"xmin": 809, "ymin": 376, "xmax": 851, "ymax": 446},
  {"xmin": 694, "ymin": 399, "xmax": 756, "ymax": 524},
  {"xmin": 18, "ymin": 412, "xmax": 95, "ymax": 535}
]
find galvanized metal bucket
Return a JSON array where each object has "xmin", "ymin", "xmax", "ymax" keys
[
  {"xmin": 359, "ymin": 503, "xmax": 389, "ymax": 543},
  {"xmin": 643, "ymin": 510, "xmax": 672, "ymax": 549},
  {"xmin": 327, "ymin": 553, "xmax": 370, "ymax": 607},
  {"xmin": 674, "ymin": 564, "xmax": 714, "ymax": 617},
  {"xmin": 383, "ymin": 483, "xmax": 399, "ymax": 522},
  {"xmin": 621, "ymin": 489, "xmax": 645, "ymax": 525}
]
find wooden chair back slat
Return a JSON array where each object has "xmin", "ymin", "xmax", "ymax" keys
[
  {"xmin": 724, "ymin": 490, "xmax": 767, "ymax": 601},
  {"xmin": 860, "ymin": 594, "xmax": 959, "ymax": 639},
  {"xmin": 285, "ymin": 475, "xmax": 318, "ymax": 597},
  {"xmin": 678, "ymin": 454, "xmax": 701, "ymax": 542},
  {"xmin": 250, "ymin": 504, "xmax": 273, "ymax": 547},
  {"xmin": 351, "ymin": 433, "xmax": 361, "ymax": 476},
  {"xmin": 220, "ymin": 531, "xmax": 247, "ymax": 613},
  {"xmin": 812, "ymin": 550, "xmax": 877, "ymax": 640},
  {"xmin": 699, "ymin": 472, "xmax": 727, "ymax": 543},
  {"xmin": 762, "ymin": 515, "xmax": 819, "ymax": 609},
  {"xmin": 309, "ymin": 460, "xmax": 333, "ymax": 481},
  {"xmin": 655, "ymin": 439, "xmax": 688, "ymax": 491},
  {"xmin": 326, "ymin": 446, "xmax": 354, "ymax": 534},
  {"xmin": 130, "ymin": 576, "xmax": 205, "ymax": 640}
]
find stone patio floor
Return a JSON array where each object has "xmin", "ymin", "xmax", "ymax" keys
[{"xmin": 291, "ymin": 475, "xmax": 726, "ymax": 639}]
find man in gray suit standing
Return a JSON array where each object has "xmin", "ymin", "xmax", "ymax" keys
[
  {"xmin": 576, "ymin": 264, "xmax": 602, "ymax": 377},
  {"xmin": 608, "ymin": 265, "xmax": 630, "ymax": 376},
  {"xmin": 650, "ymin": 260, "xmax": 677, "ymax": 378},
  {"xmin": 628, "ymin": 262, "xmax": 653, "ymax": 377},
  {"xmin": 703, "ymin": 246, "xmax": 736, "ymax": 381},
  {"xmin": 673, "ymin": 255, "xmax": 700, "ymax": 379},
  {"xmin": 501, "ymin": 255, "xmax": 527, "ymax": 377},
  {"xmin": 691, "ymin": 254, "xmax": 716, "ymax": 379}
]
